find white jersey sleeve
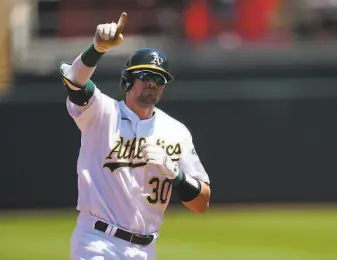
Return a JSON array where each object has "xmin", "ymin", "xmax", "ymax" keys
[
  {"xmin": 66, "ymin": 86, "xmax": 118, "ymax": 133},
  {"xmin": 60, "ymin": 58, "xmax": 119, "ymax": 133},
  {"xmin": 178, "ymin": 129, "xmax": 210, "ymax": 184}
]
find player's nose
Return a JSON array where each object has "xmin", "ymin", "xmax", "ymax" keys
[{"xmin": 146, "ymin": 81, "xmax": 157, "ymax": 88}]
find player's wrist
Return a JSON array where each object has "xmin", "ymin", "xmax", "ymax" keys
[
  {"xmin": 171, "ymin": 171, "xmax": 183, "ymax": 182},
  {"xmin": 170, "ymin": 171, "xmax": 201, "ymax": 202},
  {"xmin": 81, "ymin": 44, "xmax": 105, "ymax": 67},
  {"xmin": 93, "ymin": 41, "xmax": 110, "ymax": 53}
]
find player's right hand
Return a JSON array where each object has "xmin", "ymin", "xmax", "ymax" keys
[{"xmin": 93, "ymin": 12, "xmax": 127, "ymax": 53}]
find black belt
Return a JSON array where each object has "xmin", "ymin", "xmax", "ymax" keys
[{"xmin": 94, "ymin": 220, "xmax": 154, "ymax": 246}]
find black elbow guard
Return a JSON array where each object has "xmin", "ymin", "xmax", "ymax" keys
[
  {"xmin": 60, "ymin": 63, "xmax": 95, "ymax": 106},
  {"xmin": 64, "ymin": 81, "xmax": 95, "ymax": 106},
  {"xmin": 170, "ymin": 172, "xmax": 201, "ymax": 202}
]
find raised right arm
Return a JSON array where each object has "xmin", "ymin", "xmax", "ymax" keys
[
  {"xmin": 60, "ymin": 12, "xmax": 127, "ymax": 109},
  {"xmin": 59, "ymin": 13, "xmax": 127, "ymax": 131}
]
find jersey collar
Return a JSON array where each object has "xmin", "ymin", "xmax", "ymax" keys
[{"xmin": 119, "ymin": 101, "xmax": 156, "ymax": 124}]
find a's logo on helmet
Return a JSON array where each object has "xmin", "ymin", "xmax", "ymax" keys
[{"xmin": 150, "ymin": 52, "xmax": 164, "ymax": 66}]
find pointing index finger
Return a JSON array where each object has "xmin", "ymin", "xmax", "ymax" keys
[{"xmin": 115, "ymin": 12, "xmax": 127, "ymax": 37}]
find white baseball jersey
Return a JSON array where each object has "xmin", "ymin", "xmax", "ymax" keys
[{"xmin": 67, "ymin": 85, "xmax": 210, "ymax": 235}]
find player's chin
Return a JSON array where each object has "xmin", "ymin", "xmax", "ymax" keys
[{"xmin": 140, "ymin": 93, "xmax": 161, "ymax": 105}]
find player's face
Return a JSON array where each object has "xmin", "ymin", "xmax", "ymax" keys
[{"xmin": 131, "ymin": 72, "xmax": 166, "ymax": 106}]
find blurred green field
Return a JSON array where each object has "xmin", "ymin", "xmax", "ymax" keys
[{"xmin": 0, "ymin": 207, "xmax": 336, "ymax": 260}]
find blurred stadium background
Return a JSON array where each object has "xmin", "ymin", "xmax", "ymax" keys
[{"xmin": 0, "ymin": 0, "xmax": 337, "ymax": 259}]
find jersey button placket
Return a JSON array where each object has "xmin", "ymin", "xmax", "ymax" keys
[
  {"xmin": 130, "ymin": 120, "xmax": 138, "ymax": 137},
  {"xmin": 136, "ymin": 122, "xmax": 148, "ymax": 138},
  {"xmin": 133, "ymin": 123, "xmax": 139, "ymax": 137}
]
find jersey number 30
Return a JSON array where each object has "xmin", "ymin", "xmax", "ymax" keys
[{"xmin": 147, "ymin": 177, "xmax": 172, "ymax": 204}]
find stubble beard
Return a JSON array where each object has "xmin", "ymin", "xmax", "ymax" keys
[{"xmin": 138, "ymin": 91, "xmax": 161, "ymax": 107}]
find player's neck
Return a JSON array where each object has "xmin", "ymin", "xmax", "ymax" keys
[{"xmin": 125, "ymin": 99, "xmax": 154, "ymax": 120}]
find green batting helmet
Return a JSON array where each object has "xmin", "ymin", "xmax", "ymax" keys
[{"xmin": 120, "ymin": 48, "xmax": 173, "ymax": 92}]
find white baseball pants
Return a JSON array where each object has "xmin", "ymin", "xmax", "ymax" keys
[{"xmin": 70, "ymin": 212, "xmax": 157, "ymax": 260}]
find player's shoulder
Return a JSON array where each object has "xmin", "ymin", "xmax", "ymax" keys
[
  {"xmin": 154, "ymin": 108, "xmax": 191, "ymax": 137},
  {"xmin": 60, "ymin": 61, "xmax": 118, "ymax": 103}
]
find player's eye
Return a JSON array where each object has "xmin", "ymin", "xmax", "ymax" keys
[{"xmin": 137, "ymin": 72, "xmax": 166, "ymax": 86}]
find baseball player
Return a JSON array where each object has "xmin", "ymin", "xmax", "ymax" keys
[{"xmin": 59, "ymin": 12, "xmax": 211, "ymax": 260}]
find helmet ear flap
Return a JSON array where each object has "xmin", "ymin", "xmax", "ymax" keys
[{"xmin": 120, "ymin": 68, "xmax": 134, "ymax": 92}]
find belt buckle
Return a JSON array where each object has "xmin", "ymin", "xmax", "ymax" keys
[{"xmin": 130, "ymin": 233, "xmax": 153, "ymax": 246}]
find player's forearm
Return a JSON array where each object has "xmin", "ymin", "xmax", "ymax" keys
[
  {"xmin": 170, "ymin": 170, "xmax": 211, "ymax": 214},
  {"xmin": 64, "ymin": 44, "xmax": 105, "ymax": 87},
  {"xmin": 182, "ymin": 181, "xmax": 211, "ymax": 214}
]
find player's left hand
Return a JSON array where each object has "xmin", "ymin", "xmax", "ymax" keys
[{"xmin": 140, "ymin": 141, "xmax": 180, "ymax": 180}]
